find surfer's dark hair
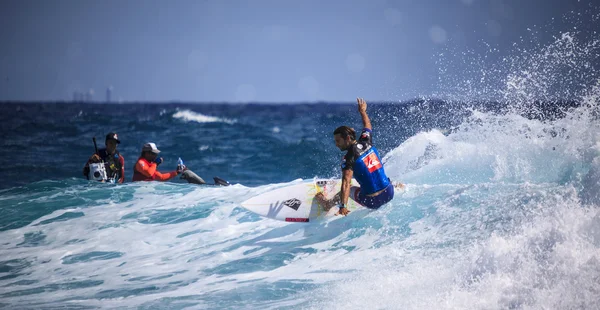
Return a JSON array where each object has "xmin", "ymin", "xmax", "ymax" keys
[{"xmin": 333, "ymin": 126, "xmax": 356, "ymax": 140}]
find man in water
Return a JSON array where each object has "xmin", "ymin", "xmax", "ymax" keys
[
  {"xmin": 83, "ymin": 132, "xmax": 125, "ymax": 183},
  {"xmin": 316, "ymin": 98, "xmax": 394, "ymax": 216},
  {"xmin": 132, "ymin": 142, "xmax": 185, "ymax": 182}
]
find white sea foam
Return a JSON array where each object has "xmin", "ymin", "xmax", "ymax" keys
[{"xmin": 172, "ymin": 110, "xmax": 236, "ymax": 124}]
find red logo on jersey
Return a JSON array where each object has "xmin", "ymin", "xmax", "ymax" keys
[{"xmin": 362, "ymin": 152, "xmax": 382, "ymax": 173}]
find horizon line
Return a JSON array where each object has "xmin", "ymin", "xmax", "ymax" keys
[
  {"xmin": 0, "ymin": 97, "xmax": 580, "ymax": 105},
  {"xmin": 0, "ymin": 98, "xmax": 432, "ymax": 105}
]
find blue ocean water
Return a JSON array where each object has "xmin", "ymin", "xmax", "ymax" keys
[{"xmin": 2, "ymin": 17, "xmax": 600, "ymax": 310}]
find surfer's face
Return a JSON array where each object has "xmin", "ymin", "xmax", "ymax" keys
[{"xmin": 334, "ymin": 134, "xmax": 351, "ymax": 151}]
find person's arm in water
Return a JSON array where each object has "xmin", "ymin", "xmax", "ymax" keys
[
  {"xmin": 153, "ymin": 169, "xmax": 179, "ymax": 181},
  {"xmin": 357, "ymin": 97, "xmax": 371, "ymax": 130},
  {"xmin": 152, "ymin": 157, "xmax": 180, "ymax": 181},
  {"xmin": 135, "ymin": 160, "xmax": 179, "ymax": 181}
]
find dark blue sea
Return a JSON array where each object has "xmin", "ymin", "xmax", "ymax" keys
[{"xmin": 1, "ymin": 25, "xmax": 600, "ymax": 310}]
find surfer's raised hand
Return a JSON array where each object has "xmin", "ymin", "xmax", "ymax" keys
[
  {"xmin": 357, "ymin": 97, "xmax": 367, "ymax": 113},
  {"xmin": 357, "ymin": 97, "xmax": 371, "ymax": 130}
]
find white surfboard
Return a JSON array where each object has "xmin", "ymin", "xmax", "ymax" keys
[{"xmin": 240, "ymin": 179, "xmax": 404, "ymax": 223}]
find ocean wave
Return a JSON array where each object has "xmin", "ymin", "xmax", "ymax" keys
[{"xmin": 172, "ymin": 110, "xmax": 236, "ymax": 124}]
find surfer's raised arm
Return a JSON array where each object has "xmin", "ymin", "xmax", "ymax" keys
[{"xmin": 357, "ymin": 97, "xmax": 372, "ymax": 131}]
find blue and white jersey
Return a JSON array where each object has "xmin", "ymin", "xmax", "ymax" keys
[{"xmin": 341, "ymin": 128, "xmax": 390, "ymax": 195}]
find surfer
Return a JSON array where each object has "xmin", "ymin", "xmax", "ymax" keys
[
  {"xmin": 316, "ymin": 98, "xmax": 394, "ymax": 215},
  {"xmin": 83, "ymin": 132, "xmax": 125, "ymax": 183},
  {"xmin": 132, "ymin": 142, "xmax": 185, "ymax": 182}
]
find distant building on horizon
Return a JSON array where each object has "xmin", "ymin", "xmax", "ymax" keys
[
  {"xmin": 71, "ymin": 88, "xmax": 100, "ymax": 103},
  {"xmin": 85, "ymin": 89, "xmax": 93, "ymax": 102},
  {"xmin": 106, "ymin": 86, "xmax": 112, "ymax": 103}
]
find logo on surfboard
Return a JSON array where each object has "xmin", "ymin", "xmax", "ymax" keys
[{"xmin": 283, "ymin": 198, "xmax": 302, "ymax": 211}]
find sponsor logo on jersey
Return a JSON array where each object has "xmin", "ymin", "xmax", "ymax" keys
[{"xmin": 362, "ymin": 151, "xmax": 382, "ymax": 173}]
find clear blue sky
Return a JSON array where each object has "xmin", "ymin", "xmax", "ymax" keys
[{"xmin": 0, "ymin": 0, "xmax": 591, "ymax": 102}]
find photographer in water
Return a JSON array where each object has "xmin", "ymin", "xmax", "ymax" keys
[
  {"xmin": 83, "ymin": 132, "xmax": 125, "ymax": 183},
  {"xmin": 132, "ymin": 142, "xmax": 185, "ymax": 182}
]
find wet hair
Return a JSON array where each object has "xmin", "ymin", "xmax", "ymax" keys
[{"xmin": 333, "ymin": 126, "xmax": 356, "ymax": 140}]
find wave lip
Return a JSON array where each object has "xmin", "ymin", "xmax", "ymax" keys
[{"xmin": 173, "ymin": 110, "xmax": 236, "ymax": 124}]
